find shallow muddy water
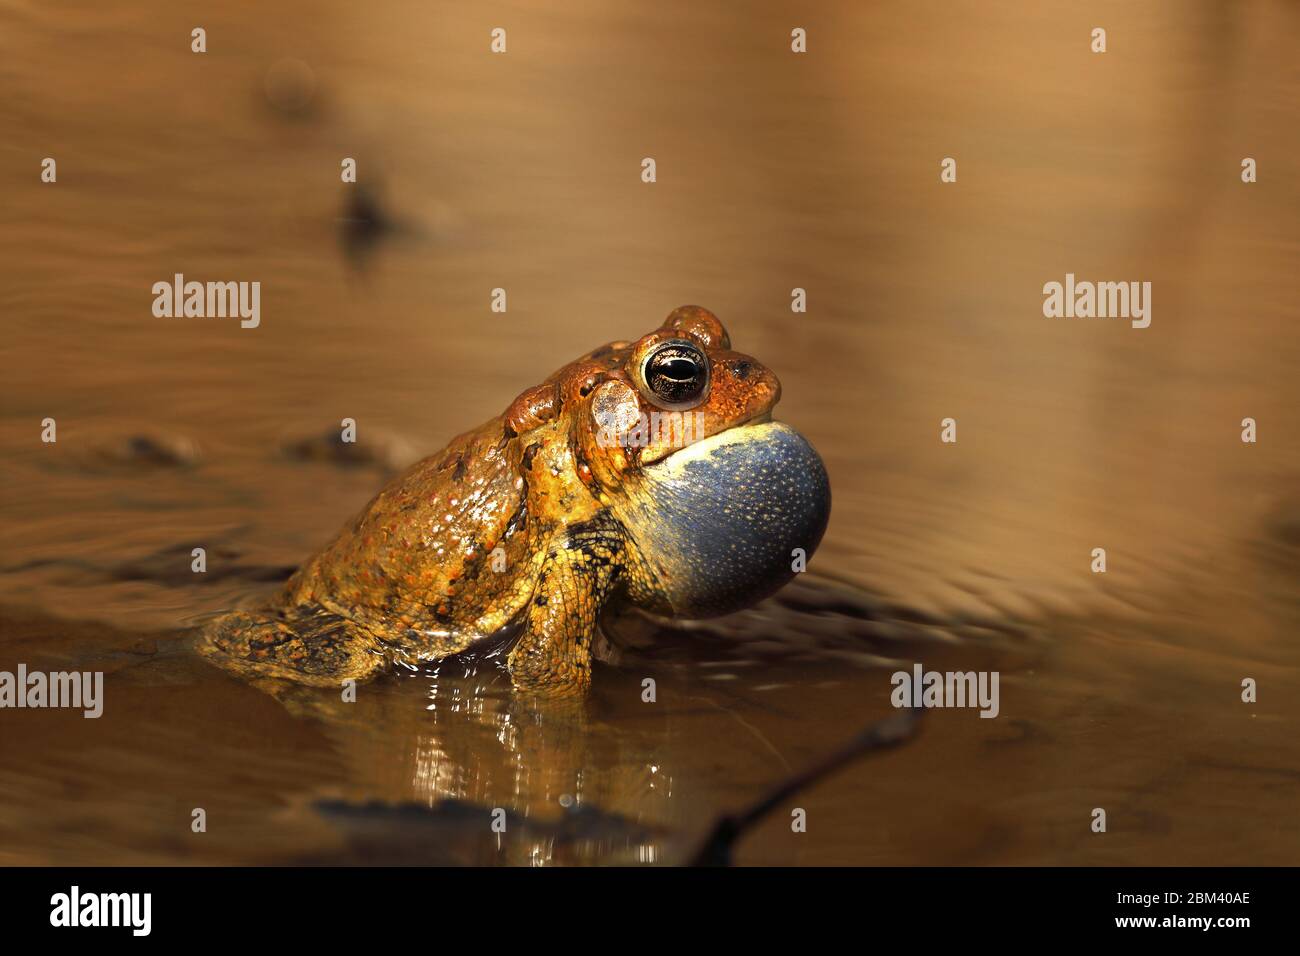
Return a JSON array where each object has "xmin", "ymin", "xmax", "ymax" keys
[{"xmin": 1, "ymin": 1, "xmax": 1298, "ymax": 865}]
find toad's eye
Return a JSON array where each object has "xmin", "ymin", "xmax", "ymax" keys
[{"xmin": 640, "ymin": 340, "xmax": 710, "ymax": 409}]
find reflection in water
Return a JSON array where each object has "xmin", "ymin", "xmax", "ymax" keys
[
  {"xmin": 292, "ymin": 663, "xmax": 686, "ymax": 865},
  {"xmin": 408, "ymin": 674, "xmax": 675, "ymax": 865}
]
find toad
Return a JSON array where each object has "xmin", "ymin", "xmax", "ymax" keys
[{"xmin": 199, "ymin": 306, "xmax": 830, "ymax": 693}]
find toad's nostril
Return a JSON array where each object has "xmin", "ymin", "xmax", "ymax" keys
[{"xmin": 732, "ymin": 360, "xmax": 752, "ymax": 380}]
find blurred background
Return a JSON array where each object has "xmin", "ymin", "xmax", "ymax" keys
[{"xmin": 0, "ymin": 0, "xmax": 1297, "ymax": 865}]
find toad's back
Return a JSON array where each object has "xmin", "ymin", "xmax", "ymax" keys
[{"xmin": 281, "ymin": 419, "xmax": 539, "ymax": 651}]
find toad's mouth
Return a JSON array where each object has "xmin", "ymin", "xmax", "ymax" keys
[
  {"xmin": 644, "ymin": 411, "xmax": 774, "ymax": 470},
  {"xmin": 617, "ymin": 420, "xmax": 832, "ymax": 618}
]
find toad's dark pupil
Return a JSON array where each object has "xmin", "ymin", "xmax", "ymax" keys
[
  {"xmin": 647, "ymin": 348, "xmax": 706, "ymax": 404},
  {"xmin": 658, "ymin": 358, "xmax": 696, "ymax": 381}
]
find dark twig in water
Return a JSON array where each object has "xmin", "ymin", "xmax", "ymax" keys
[
  {"xmin": 686, "ymin": 707, "xmax": 923, "ymax": 866},
  {"xmin": 337, "ymin": 181, "xmax": 421, "ymax": 273}
]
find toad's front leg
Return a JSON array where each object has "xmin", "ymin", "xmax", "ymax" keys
[{"xmin": 507, "ymin": 520, "xmax": 625, "ymax": 694}]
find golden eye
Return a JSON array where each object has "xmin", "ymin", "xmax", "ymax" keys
[{"xmin": 639, "ymin": 340, "xmax": 710, "ymax": 409}]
